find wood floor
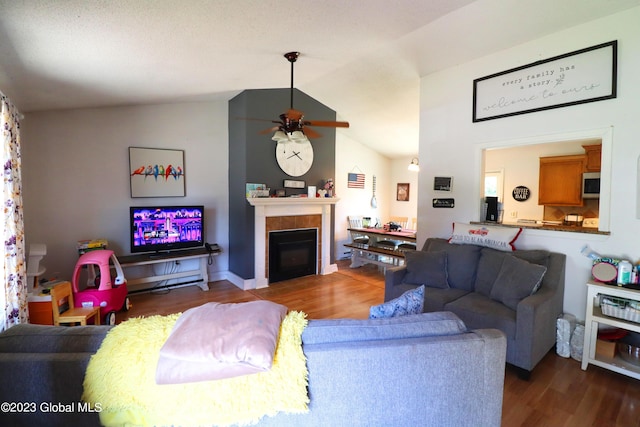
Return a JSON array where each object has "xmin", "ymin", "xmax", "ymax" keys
[{"xmin": 119, "ymin": 260, "xmax": 640, "ymax": 427}]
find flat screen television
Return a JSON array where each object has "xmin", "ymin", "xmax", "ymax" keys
[{"xmin": 130, "ymin": 206, "xmax": 204, "ymax": 254}]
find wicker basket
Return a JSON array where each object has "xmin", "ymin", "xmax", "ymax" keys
[{"xmin": 600, "ymin": 295, "xmax": 640, "ymax": 323}]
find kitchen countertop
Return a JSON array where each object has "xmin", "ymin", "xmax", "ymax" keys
[{"xmin": 470, "ymin": 221, "xmax": 610, "ymax": 235}]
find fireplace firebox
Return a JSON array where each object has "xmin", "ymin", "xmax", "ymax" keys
[{"xmin": 268, "ymin": 228, "xmax": 317, "ymax": 283}]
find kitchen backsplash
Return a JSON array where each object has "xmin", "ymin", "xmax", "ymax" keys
[{"xmin": 543, "ymin": 199, "xmax": 600, "ymax": 221}]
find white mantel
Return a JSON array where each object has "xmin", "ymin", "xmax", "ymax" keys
[{"xmin": 247, "ymin": 197, "xmax": 339, "ymax": 289}]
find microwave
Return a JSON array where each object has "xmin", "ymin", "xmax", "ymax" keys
[{"xmin": 582, "ymin": 172, "xmax": 600, "ymax": 199}]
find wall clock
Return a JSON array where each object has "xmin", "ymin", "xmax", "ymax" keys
[{"xmin": 275, "ymin": 140, "xmax": 314, "ymax": 177}]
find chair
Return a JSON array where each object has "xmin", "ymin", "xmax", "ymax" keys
[
  {"xmin": 26, "ymin": 243, "xmax": 47, "ymax": 289},
  {"xmin": 389, "ymin": 216, "xmax": 409, "ymax": 229},
  {"xmin": 50, "ymin": 282, "xmax": 101, "ymax": 326},
  {"xmin": 410, "ymin": 217, "xmax": 417, "ymax": 230},
  {"xmin": 347, "ymin": 216, "xmax": 369, "ymax": 244},
  {"xmin": 398, "ymin": 242, "xmax": 417, "ymax": 253}
]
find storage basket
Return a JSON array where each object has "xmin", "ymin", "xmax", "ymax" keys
[{"xmin": 600, "ymin": 295, "xmax": 640, "ymax": 323}]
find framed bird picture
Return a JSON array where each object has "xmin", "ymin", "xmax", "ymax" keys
[{"xmin": 129, "ymin": 147, "xmax": 185, "ymax": 197}]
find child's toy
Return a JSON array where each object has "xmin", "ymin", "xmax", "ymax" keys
[{"xmin": 71, "ymin": 249, "xmax": 130, "ymax": 325}]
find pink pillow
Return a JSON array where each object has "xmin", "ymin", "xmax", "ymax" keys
[{"xmin": 156, "ymin": 301, "xmax": 287, "ymax": 384}]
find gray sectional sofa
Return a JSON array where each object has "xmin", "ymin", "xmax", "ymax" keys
[
  {"xmin": 0, "ymin": 311, "xmax": 507, "ymax": 427},
  {"xmin": 385, "ymin": 237, "xmax": 566, "ymax": 378}
]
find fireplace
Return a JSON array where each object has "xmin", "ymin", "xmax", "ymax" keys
[
  {"xmin": 245, "ymin": 197, "xmax": 339, "ymax": 289},
  {"xmin": 268, "ymin": 229, "xmax": 317, "ymax": 283}
]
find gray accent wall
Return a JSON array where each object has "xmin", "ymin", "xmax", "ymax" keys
[{"xmin": 228, "ymin": 88, "xmax": 336, "ymax": 280}]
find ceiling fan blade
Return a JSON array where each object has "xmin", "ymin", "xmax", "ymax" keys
[
  {"xmin": 303, "ymin": 120, "xmax": 350, "ymax": 128},
  {"xmin": 236, "ymin": 117, "xmax": 280, "ymax": 123},
  {"xmin": 303, "ymin": 126, "xmax": 323, "ymax": 139},
  {"xmin": 259, "ymin": 126, "xmax": 281, "ymax": 135}
]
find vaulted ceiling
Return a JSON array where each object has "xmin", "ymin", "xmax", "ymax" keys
[{"xmin": 1, "ymin": 0, "xmax": 638, "ymax": 158}]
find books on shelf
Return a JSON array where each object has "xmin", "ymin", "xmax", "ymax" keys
[{"xmin": 77, "ymin": 239, "xmax": 108, "ymax": 255}]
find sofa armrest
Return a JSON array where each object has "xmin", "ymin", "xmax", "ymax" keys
[
  {"xmin": 384, "ymin": 266, "xmax": 411, "ymax": 301},
  {"xmin": 515, "ymin": 285, "xmax": 564, "ymax": 371}
]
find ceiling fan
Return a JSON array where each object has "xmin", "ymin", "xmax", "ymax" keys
[{"xmin": 257, "ymin": 51, "xmax": 350, "ymax": 139}]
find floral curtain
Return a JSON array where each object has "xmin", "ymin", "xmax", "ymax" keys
[{"xmin": 0, "ymin": 94, "xmax": 27, "ymax": 331}]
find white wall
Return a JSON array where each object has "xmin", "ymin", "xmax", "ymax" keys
[
  {"xmin": 389, "ymin": 157, "xmax": 418, "ymax": 227},
  {"xmin": 21, "ymin": 101, "xmax": 229, "ymax": 282},
  {"xmin": 334, "ymin": 133, "xmax": 391, "ymax": 260},
  {"xmin": 419, "ymin": 7, "xmax": 640, "ymax": 320}
]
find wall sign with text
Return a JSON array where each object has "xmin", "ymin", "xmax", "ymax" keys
[
  {"xmin": 432, "ymin": 198, "xmax": 455, "ymax": 208},
  {"xmin": 512, "ymin": 186, "xmax": 531, "ymax": 202},
  {"xmin": 473, "ymin": 40, "xmax": 617, "ymax": 122}
]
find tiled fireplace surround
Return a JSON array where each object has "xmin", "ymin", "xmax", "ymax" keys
[{"xmin": 247, "ymin": 198, "xmax": 339, "ymax": 288}]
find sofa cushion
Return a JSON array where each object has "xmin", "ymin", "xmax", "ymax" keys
[
  {"xmin": 369, "ymin": 286, "xmax": 424, "ymax": 319},
  {"xmin": 424, "ymin": 238, "xmax": 482, "ymax": 291},
  {"xmin": 474, "ymin": 248, "xmax": 551, "ymax": 297},
  {"xmin": 474, "ymin": 250, "xmax": 507, "ymax": 297},
  {"xmin": 513, "ymin": 249, "xmax": 551, "ymax": 269},
  {"xmin": 303, "ymin": 311, "xmax": 467, "ymax": 345},
  {"xmin": 403, "ymin": 250, "xmax": 449, "ymax": 289},
  {"xmin": 422, "ymin": 288, "xmax": 471, "ymax": 312},
  {"xmin": 489, "ymin": 255, "xmax": 547, "ymax": 310},
  {"xmin": 450, "ymin": 222, "xmax": 522, "ymax": 251},
  {"xmin": 444, "ymin": 293, "xmax": 516, "ymax": 340}
]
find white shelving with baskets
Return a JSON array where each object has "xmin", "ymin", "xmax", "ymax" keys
[{"xmin": 582, "ymin": 281, "xmax": 640, "ymax": 380}]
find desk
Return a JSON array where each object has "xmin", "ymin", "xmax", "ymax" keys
[
  {"xmin": 118, "ymin": 247, "xmax": 220, "ymax": 293},
  {"xmin": 345, "ymin": 228, "xmax": 416, "ymax": 269}
]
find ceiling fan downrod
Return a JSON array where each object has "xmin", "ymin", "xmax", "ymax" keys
[{"xmin": 284, "ymin": 51, "xmax": 299, "ymax": 109}]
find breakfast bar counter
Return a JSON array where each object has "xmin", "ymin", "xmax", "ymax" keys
[{"xmin": 470, "ymin": 221, "xmax": 610, "ymax": 236}]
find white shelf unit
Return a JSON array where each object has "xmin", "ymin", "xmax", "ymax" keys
[
  {"xmin": 118, "ymin": 247, "xmax": 219, "ymax": 293},
  {"xmin": 582, "ymin": 281, "xmax": 640, "ymax": 380}
]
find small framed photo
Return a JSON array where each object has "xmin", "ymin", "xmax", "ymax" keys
[
  {"xmin": 434, "ymin": 176, "xmax": 453, "ymax": 192},
  {"xmin": 396, "ymin": 183, "xmax": 410, "ymax": 201}
]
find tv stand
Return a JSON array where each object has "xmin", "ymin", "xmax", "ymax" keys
[{"xmin": 118, "ymin": 247, "xmax": 220, "ymax": 293}]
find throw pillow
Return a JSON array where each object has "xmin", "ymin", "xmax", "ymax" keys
[
  {"xmin": 490, "ymin": 255, "xmax": 547, "ymax": 310},
  {"xmin": 156, "ymin": 301, "xmax": 287, "ymax": 384},
  {"xmin": 369, "ymin": 285, "xmax": 425, "ymax": 319},
  {"xmin": 424, "ymin": 238, "xmax": 482, "ymax": 291},
  {"xmin": 403, "ymin": 250, "xmax": 449, "ymax": 289},
  {"xmin": 449, "ymin": 222, "xmax": 522, "ymax": 252}
]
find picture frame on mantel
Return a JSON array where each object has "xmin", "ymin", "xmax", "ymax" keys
[
  {"xmin": 473, "ymin": 40, "xmax": 617, "ymax": 122},
  {"xmin": 129, "ymin": 147, "xmax": 185, "ymax": 198}
]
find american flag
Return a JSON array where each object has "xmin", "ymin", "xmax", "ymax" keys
[{"xmin": 348, "ymin": 173, "xmax": 365, "ymax": 189}]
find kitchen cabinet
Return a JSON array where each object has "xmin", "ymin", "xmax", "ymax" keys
[
  {"xmin": 538, "ymin": 154, "xmax": 585, "ymax": 206},
  {"xmin": 582, "ymin": 144, "xmax": 602, "ymax": 172},
  {"xmin": 582, "ymin": 281, "xmax": 640, "ymax": 380}
]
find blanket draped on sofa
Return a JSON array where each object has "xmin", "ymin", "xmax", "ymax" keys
[{"xmin": 82, "ymin": 311, "xmax": 309, "ymax": 427}]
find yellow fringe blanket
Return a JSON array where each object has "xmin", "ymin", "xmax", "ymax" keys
[{"xmin": 82, "ymin": 311, "xmax": 309, "ymax": 427}]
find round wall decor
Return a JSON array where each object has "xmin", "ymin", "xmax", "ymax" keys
[{"xmin": 512, "ymin": 186, "xmax": 531, "ymax": 202}]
